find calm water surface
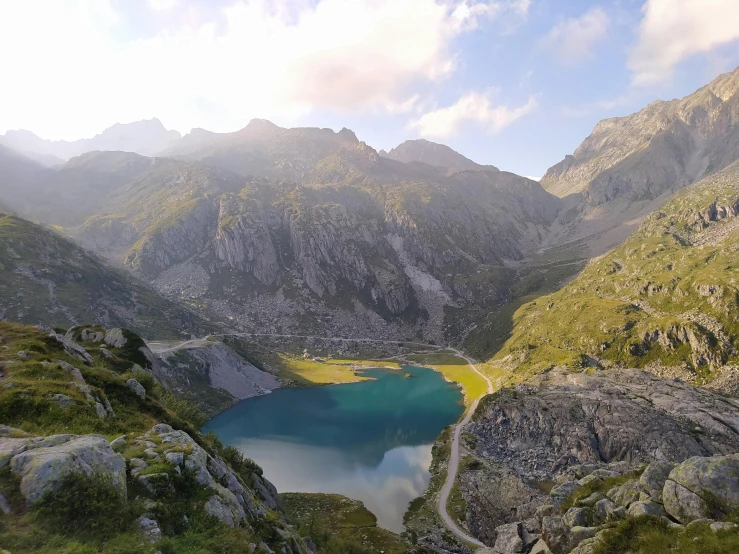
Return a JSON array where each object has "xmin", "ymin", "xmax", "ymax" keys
[{"xmin": 203, "ymin": 366, "xmax": 464, "ymax": 532}]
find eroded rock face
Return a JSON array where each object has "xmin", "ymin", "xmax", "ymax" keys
[
  {"xmin": 3, "ymin": 434, "xmax": 126, "ymax": 505},
  {"xmin": 468, "ymin": 368, "xmax": 739, "ymax": 483},
  {"xmin": 458, "ymin": 368, "xmax": 739, "ymax": 549}
]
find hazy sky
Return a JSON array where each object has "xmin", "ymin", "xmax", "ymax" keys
[{"xmin": 1, "ymin": 0, "xmax": 739, "ymax": 176}]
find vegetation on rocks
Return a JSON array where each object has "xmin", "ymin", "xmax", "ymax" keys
[
  {"xmin": 0, "ymin": 321, "xmax": 311, "ymax": 554},
  {"xmin": 490, "ymin": 162, "xmax": 739, "ymax": 392}
]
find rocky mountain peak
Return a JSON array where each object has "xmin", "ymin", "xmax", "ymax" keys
[
  {"xmin": 543, "ymin": 65, "xmax": 739, "ymax": 202},
  {"xmin": 382, "ymin": 138, "xmax": 496, "ymax": 171}
]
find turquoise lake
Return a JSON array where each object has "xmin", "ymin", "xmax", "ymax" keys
[{"xmin": 203, "ymin": 365, "xmax": 464, "ymax": 532}]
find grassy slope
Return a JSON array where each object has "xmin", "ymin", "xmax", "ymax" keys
[
  {"xmin": 0, "ymin": 321, "xmax": 306, "ymax": 554},
  {"xmin": 0, "ymin": 214, "xmax": 208, "ymax": 340},
  {"xmin": 403, "ymin": 351, "xmax": 487, "ymax": 406},
  {"xmin": 281, "ymin": 493, "xmax": 412, "ymax": 554},
  {"xmin": 223, "ymin": 337, "xmax": 402, "ymax": 386},
  {"xmin": 488, "ymin": 162, "xmax": 739, "ymax": 384}
]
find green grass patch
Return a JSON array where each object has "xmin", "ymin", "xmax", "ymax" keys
[
  {"xmin": 403, "ymin": 352, "xmax": 487, "ymax": 405},
  {"xmin": 281, "ymin": 492, "xmax": 411, "ymax": 554},
  {"xmin": 593, "ymin": 516, "xmax": 739, "ymax": 554}
]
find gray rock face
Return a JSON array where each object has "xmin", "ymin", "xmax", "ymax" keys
[
  {"xmin": 5, "ymin": 434, "xmax": 126, "ymax": 505},
  {"xmin": 137, "ymin": 515, "xmax": 162, "ymax": 543},
  {"xmin": 51, "ymin": 393, "xmax": 75, "ymax": 408},
  {"xmin": 467, "ymin": 368, "xmax": 739, "ymax": 484},
  {"xmin": 628, "ymin": 500, "xmax": 665, "ymax": 517},
  {"xmin": 110, "ymin": 436, "xmax": 127, "ymax": 452},
  {"xmin": 543, "ymin": 67, "xmax": 739, "ymax": 203},
  {"xmin": 204, "ymin": 492, "xmax": 247, "ymax": 527},
  {"xmin": 0, "ymin": 492, "xmax": 12, "ymax": 514},
  {"xmin": 48, "ymin": 333, "xmax": 93, "ymax": 364},
  {"xmin": 155, "ymin": 340, "xmax": 280, "ymax": 406},
  {"xmin": 126, "ymin": 378, "xmax": 146, "ymax": 399},
  {"xmin": 563, "ymin": 507, "xmax": 588, "ymax": 528},
  {"xmin": 663, "ymin": 454, "xmax": 739, "ymax": 523}
]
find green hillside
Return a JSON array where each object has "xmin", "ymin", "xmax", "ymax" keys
[{"xmin": 489, "ymin": 161, "xmax": 739, "ymax": 388}]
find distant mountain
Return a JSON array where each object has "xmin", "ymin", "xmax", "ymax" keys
[
  {"xmin": 0, "ymin": 212, "xmax": 207, "ymax": 338},
  {"xmin": 0, "ymin": 143, "xmax": 50, "ymax": 210},
  {"xmin": 379, "ymin": 139, "xmax": 497, "ymax": 171},
  {"xmin": 1, "ymin": 123, "xmax": 562, "ymax": 343},
  {"xmin": 544, "ymin": 66, "xmax": 739, "ymax": 201},
  {"xmin": 540, "ymin": 66, "xmax": 739, "ymax": 254},
  {"xmin": 0, "ymin": 118, "xmax": 181, "ymax": 163},
  {"xmin": 162, "ymin": 119, "xmax": 364, "ymax": 181}
]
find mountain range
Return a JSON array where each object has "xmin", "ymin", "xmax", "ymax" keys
[
  {"xmin": 2, "ymin": 56, "xmax": 739, "ymax": 554},
  {"xmin": 0, "ymin": 118, "xmax": 181, "ymax": 165},
  {"xmin": 0, "ymin": 69, "xmax": 736, "ymax": 352},
  {"xmin": 0, "ymin": 67, "xmax": 738, "ymax": 349},
  {"xmin": 0, "ymin": 120, "xmax": 562, "ymax": 343}
]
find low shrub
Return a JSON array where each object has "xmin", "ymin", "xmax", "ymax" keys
[{"xmin": 32, "ymin": 473, "xmax": 134, "ymax": 540}]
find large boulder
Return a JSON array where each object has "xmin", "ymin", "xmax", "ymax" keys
[
  {"xmin": 663, "ymin": 454, "xmax": 739, "ymax": 523},
  {"xmin": 493, "ymin": 522, "xmax": 524, "ymax": 553},
  {"xmin": 126, "ymin": 378, "xmax": 146, "ymax": 399},
  {"xmin": 639, "ymin": 461, "xmax": 676, "ymax": 502},
  {"xmin": 104, "ymin": 328, "xmax": 128, "ymax": 348},
  {"xmin": 7, "ymin": 435, "xmax": 126, "ymax": 505}
]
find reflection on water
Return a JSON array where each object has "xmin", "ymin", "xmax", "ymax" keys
[{"xmin": 204, "ymin": 366, "xmax": 463, "ymax": 532}]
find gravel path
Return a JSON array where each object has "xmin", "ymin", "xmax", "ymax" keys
[{"xmin": 436, "ymin": 349, "xmax": 493, "ymax": 548}]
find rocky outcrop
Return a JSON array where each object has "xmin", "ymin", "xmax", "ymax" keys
[
  {"xmin": 464, "ymin": 453, "xmax": 739, "ymax": 553},
  {"xmin": 1, "ymin": 434, "xmax": 126, "ymax": 505},
  {"xmin": 0, "ymin": 425, "xmax": 310, "ymax": 553},
  {"xmin": 123, "ymin": 424, "xmax": 308, "ymax": 552},
  {"xmin": 459, "ymin": 368, "xmax": 739, "ymax": 549}
]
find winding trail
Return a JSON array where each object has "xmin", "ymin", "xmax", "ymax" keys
[
  {"xmin": 436, "ymin": 349, "xmax": 494, "ymax": 548},
  {"xmin": 147, "ymin": 332, "xmax": 494, "ymax": 547}
]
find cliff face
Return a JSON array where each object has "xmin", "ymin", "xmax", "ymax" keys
[{"xmin": 538, "ymin": 67, "xmax": 739, "ymax": 254}]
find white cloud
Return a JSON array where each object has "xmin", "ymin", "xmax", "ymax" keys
[
  {"xmin": 540, "ymin": 7, "xmax": 609, "ymax": 65},
  {"xmin": 411, "ymin": 90, "xmax": 537, "ymax": 138},
  {"xmin": 629, "ymin": 0, "xmax": 739, "ymax": 86},
  {"xmin": 149, "ymin": 0, "xmax": 178, "ymax": 11},
  {"xmin": 0, "ymin": 0, "xmax": 526, "ymax": 140}
]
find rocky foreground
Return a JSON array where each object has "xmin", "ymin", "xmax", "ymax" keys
[
  {"xmin": 0, "ymin": 423, "xmax": 309, "ymax": 553},
  {"xmin": 413, "ymin": 367, "xmax": 739, "ymax": 554}
]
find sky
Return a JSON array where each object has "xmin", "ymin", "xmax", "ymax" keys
[{"xmin": 1, "ymin": 0, "xmax": 739, "ymax": 177}]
